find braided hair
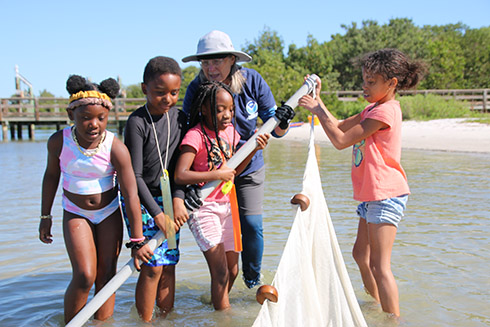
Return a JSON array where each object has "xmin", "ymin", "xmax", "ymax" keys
[{"xmin": 188, "ymin": 81, "xmax": 237, "ymax": 170}]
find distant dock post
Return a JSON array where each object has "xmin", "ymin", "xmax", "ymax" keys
[{"xmin": 2, "ymin": 122, "xmax": 8, "ymax": 141}]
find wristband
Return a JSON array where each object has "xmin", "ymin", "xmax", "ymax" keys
[
  {"xmin": 125, "ymin": 237, "xmax": 149, "ymax": 250},
  {"xmin": 40, "ymin": 214, "xmax": 53, "ymax": 219},
  {"xmin": 279, "ymin": 120, "xmax": 290, "ymax": 130},
  {"xmin": 130, "ymin": 237, "xmax": 146, "ymax": 242}
]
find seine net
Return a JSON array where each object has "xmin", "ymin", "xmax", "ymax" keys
[{"xmin": 253, "ymin": 122, "xmax": 367, "ymax": 327}]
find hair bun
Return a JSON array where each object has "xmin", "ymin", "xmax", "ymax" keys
[
  {"xmin": 99, "ymin": 78, "xmax": 120, "ymax": 99},
  {"xmin": 66, "ymin": 75, "xmax": 89, "ymax": 95}
]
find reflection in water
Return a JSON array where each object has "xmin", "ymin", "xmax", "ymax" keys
[{"xmin": 0, "ymin": 134, "xmax": 489, "ymax": 326}]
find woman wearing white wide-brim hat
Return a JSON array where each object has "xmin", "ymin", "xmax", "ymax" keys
[{"xmin": 181, "ymin": 30, "xmax": 295, "ymax": 289}]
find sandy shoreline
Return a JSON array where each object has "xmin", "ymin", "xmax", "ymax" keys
[{"xmin": 279, "ymin": 118, "xmax": 490, "ymax": 154}]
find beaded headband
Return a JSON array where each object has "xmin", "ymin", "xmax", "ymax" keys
[{"xmin": 68, "ymin": 90, "xmax": 113, "ymax": 110}]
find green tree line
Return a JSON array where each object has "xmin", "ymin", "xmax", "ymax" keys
[
  {"xmin": 245, "ymin": 19, "xmax": 489, "ymax": 96},
  {"xmin": 105, "ymin": 19, "xmax": 490, "ymax": 120}
]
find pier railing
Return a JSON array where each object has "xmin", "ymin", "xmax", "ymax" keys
[
  {"xmin": 0, "ymin": 97, "xmax": 182, "ymax": 140},
  {"xmin": 1, "ymin": 89, "xmax": 488, "ymax": 140},
  {"xmin": 0, "ymin": 97, "xmax": 185, "ymax": 123},
  {"xmin": 322, "ymin": 88, "xmax": 489, "ymax": 111}
]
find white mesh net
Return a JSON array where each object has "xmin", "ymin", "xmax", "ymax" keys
[{"xmin": 253, "ymin": 122, "xmax": 367, "ymax": 327}]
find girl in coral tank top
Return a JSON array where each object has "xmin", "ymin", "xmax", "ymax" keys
[{"xmin": 299, "ymin": 49, "xmax": 425, "ymax": 318}]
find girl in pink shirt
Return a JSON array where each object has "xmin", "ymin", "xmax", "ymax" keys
[
  {"xmin": 175, "ymin": 81, "xmax": 269, "ymax": 310},
  {"xmin": 299, "ymin": 49, "xmax": 425, "ymax": 318}
]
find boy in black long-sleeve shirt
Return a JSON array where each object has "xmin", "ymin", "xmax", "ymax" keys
[{"xmin": 121, "ymin": 56, "xmax": 188, "ymax": 322}]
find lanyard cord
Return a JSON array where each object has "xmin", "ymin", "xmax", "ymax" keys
[{"xmin": 145, "ymin": 104, "xmax": 170, "ymax": 173}]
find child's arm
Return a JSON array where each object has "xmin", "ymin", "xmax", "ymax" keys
[
  {"xmin": 39, "ymin": 132, "xmax": 62, "ymax": 244},
  {"xmin": 174, "ymin": 145, "xmax": 236, "ymax": 185},
  {"xmin": 235, "ymin": 133, "xmax": 270, "ymax": 175},
  {"xmin": 299, "ymin": 76, "xmax": 387, "ymax": 150},
  {"xmin": 173, "ymin": 197, "xmax": 188, "ymax": 228},
  {"xmin": 302, "ymin": 75, "xmax": 359, "ymax": 131},
  {"xmin": 111, "ymin": 138, "xmax": 153, "ymax": 270},
  {"xmin": 169, "ymin": 132, "xmax": 190, "ymax": 228},
  {"xmin": 123, "ymin": 119, "xmax": 173, "ymax": 239}
]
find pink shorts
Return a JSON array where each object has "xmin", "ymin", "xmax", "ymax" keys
[{"xmin": 187, "ymin": 201, "xmax": 238, "ymax": 253}]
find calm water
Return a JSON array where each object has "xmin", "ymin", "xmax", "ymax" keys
[{"xmin": 0, "ymin": 128, "xmax": 489, "ymax": 326}]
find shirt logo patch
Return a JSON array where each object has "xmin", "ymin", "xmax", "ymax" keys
[
  {"xmin": 352, "ymin": 140, "xmax": 365, "ymax": 167},
  {"xmin": 246, "ymin": 100, "xmax": 258, "ymax": 120}
]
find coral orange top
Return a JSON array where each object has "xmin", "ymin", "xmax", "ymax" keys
[{"xmin": 351, "ymin": 100, "xmax": 410, "ymax": 202}]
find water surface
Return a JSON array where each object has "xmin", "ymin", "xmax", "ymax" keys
[{"xmin": 0, "ymin": 129, "xmax": 489, "ymax": 326}]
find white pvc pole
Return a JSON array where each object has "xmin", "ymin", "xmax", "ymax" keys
[
  {"xmin": 199, "ymin": 74, "xmax": 318, "ymax": 200},
  {"xmin": 66, "ymin": 74, "xmax": 318, "ymax": 327}
]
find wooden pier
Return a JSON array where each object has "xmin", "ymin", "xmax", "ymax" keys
[
  {"xmin": 1, "ymin": 88, "xmax": 488, "ymax": 141},
  {"xmin": 0, "ymin": 97, "xmax": 182, "ymax": 141}
]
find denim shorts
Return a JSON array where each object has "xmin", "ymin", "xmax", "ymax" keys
[{"xmin": 356, "ymin": 195, "xmax": 408, "ymax": 228}]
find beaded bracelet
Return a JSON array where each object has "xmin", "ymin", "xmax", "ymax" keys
[{"xmin": 40, "ymin": 214, "xmax": 53, "ymax": 219}]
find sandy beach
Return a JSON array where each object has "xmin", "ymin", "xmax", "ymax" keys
[{"xmin": 281, "ymin": 118, "xmax": 490, "ymax": 153}]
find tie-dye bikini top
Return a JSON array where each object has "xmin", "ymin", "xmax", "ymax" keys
[{"xmin": 59, "ymin": 126, "xmax": 116, "ymax": 195}]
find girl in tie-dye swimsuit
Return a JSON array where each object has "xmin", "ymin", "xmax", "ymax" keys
[
  {"xmin": 38, "ymin": 75, "xmax": 153, "ymax": 324},
  {"xmin": 59, "ymin": 125, "xmax": 120, "ymax": 224}
]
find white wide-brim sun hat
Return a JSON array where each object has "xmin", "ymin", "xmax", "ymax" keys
[{"xmin": 182, "ymin": 30, "xmax": 252, "ymax": 63}]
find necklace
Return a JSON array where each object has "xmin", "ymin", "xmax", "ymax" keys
[
  {"xmin": 145, "ymin": 104, "xmax": 170, "ymax": 171},
  {"xmin": 71, "ymin": 127, "xmax": 106, "ymax": 157},
  {"xmin": 144, "ymin": 104, "xmax": 176, "ymax": 249}
]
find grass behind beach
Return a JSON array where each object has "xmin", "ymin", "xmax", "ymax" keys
[
  {"xmin": 294, "ymin": 93, "xmax": 488, "ymax": 122},
  {"xmin": 471, "ymin": 117, "xmax": 490, "ymax": 124}
]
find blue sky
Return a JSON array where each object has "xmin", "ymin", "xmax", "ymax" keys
[{"xmin": 1, "ymin": 0, "xmax": 489, "ymax": 98}]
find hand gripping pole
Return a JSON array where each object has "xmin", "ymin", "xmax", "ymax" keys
[
  {"xmin": 198, "ymin": 74, "xmax": 318, "ymax": 201},
  {"xmin": 65, "ymin": 74, "xmax": 318, "ymax": 327}
]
